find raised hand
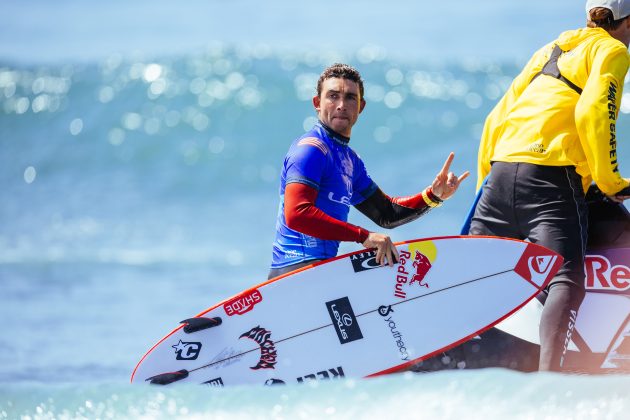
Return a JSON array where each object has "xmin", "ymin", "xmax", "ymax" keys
[{"xmin": 431, "ymin": 152, "xmax": 469, "ymax": 200}]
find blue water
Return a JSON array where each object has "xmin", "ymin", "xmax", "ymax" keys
[{"xmin": 2, "ymin": 1, "xmax": 630, "ymax": 418}]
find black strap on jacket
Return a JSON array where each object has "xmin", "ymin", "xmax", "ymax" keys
[{"xmin": 530, "ymin": 45, "xmax": 583, "ymax": 95}]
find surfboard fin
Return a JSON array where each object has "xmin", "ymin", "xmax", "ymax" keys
[
  {"xmin": 146, "ymin": 369, "xmax": 189, "ymax": 385},
  {"xmin": 180, "ymin": 316, "xmax": 222, "ymax": 333}
]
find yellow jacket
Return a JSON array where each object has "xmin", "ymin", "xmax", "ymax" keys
[{"xmin": 477, "ymin": 27, "xmax": 630, "ymax": 195}]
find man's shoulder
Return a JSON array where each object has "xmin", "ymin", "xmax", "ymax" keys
[
  {"xmin": 284, "ymin": 133, "xmax": 330, "ymax": 166},
  {"xmin": 296, "ymin": 136, "xmax": 329, "ymax": 156},
  {"xmin": 581, "ymin": 28, "xmax": 629, "ymax": 58},
  {"xmin": 292, "ymin": 125, "xmax": 331, "ymax": 155}
]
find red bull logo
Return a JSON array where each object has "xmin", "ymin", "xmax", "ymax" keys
[
  {"xmin": 410, "ymin": 250, "xmax": 431, "ymax": 288},
  {"xmin": 585, "ymin": 255, "xmax": 630, "ymax": 293},
  {"xmin": 394, "ymin": 242, "xmax": 437, "ymax": 299}
]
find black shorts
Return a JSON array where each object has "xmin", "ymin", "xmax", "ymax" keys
[{"xmin": 469, "ymin": 162, "xmax": 588, "ymax": 289}]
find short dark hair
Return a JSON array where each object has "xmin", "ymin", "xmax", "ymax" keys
[
  {"xmin": 316, "ymin": 63, "xmax": 364, "ymax": 99},
  {"xmin": 587, "ymin": 7, "xmax": 627, "ymax": 30}
]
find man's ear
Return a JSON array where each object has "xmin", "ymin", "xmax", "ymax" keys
[
  {"xmin": 313, "ymin": 95, "xmax": 321, "ymax": 111},
  {"xmin": 359, "ymin": 98, "xmax": 366, "ymax": 114}
]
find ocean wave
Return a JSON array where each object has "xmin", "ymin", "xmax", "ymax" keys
[{"xmin": 1, "ymin": 370, "xmax": 629, "ymax": 419}]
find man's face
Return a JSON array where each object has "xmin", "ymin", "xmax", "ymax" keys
[{"xmin": 313, "ymin": 77, "xmax": 366, "ymax": 137}]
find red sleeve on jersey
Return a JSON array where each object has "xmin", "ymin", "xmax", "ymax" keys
[{"xmin": 284, "ymin": 182, "xmax": 370, "ymax": 243}]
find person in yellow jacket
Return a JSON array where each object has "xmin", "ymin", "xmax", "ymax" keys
[{"xmin": 470, "ymin": 0, "xmax": 630, "ymax": 371}]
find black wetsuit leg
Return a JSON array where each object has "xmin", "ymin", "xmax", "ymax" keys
[
  {"xmin": 268, "ymin": 260, "xmax": 321, "ymax": 280},
  {"xmin": 470, "ymin": 162, "xmax": 587, "ymax": 371},
  {"xmin": 537, "ymin": 283, "xmax": 584, "ymax": 370}
]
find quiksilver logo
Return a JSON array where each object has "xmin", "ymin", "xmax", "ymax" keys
[
  {"xmin": 529, "ymin": 255, "xmax": 556, "ymax": 275},
  {"xmin": 515, "ymin": 245, "xmax": 560, "ymax": 286}
]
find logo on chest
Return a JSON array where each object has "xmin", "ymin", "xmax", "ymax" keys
[{"xmin": 328, "ymin": 192, "xmax": 352, "ymax": 207}]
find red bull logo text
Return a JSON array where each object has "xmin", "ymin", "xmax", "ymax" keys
[
  {"xmin": 394, "ymin": 250, "xmax": 432, "ymax": 299},
  {"xmin": 585, "ymin": 255, "xmax": 630, "ymax": 293}
]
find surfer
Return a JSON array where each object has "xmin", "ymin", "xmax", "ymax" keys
[
  {"xmin": 268, "ymin": 63, "xmax": 469, "ymax": 279},
  {"xmin": 469, "ymin": 0, "xmax": 630, "ymax": 371}
]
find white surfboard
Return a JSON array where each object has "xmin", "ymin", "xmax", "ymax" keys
[
  {"xmin": 131, "ymin": 236, "xmax": 562, "ymax": 386},
  {"xmin": 494, "ymin": 247, "xmax": 630, "ymax": 372}
]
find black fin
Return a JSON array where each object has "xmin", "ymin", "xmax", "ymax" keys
[
  {"xmin": 180, "ymin": 317, "xmax": 223, "ymax": 333},
  {"xmin": 147, "ymin": 369, "xmax": 189, "ymax": 385}
]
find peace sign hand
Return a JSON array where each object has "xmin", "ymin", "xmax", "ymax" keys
[{"xmin": 431, "ymin": 152, "xmax": 470, "ymax": 201}]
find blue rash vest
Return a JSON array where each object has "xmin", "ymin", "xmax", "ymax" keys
[{"xmin": 270, "ymin": 122, "xmax": 378, "ymax": 268}]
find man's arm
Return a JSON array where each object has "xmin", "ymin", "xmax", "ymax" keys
[
  {"xmin": 284, "ymin": 182, "xmax": 369, "ymax": 243},
  {"xmin": 284, "ymin": 182, "xmax": 399, "ymax": 265},
  {"xmin": 356, "ymin": 152, "xmax": 469, "ymax": 228},
  {"xmin": 285, "ymin": 153, "xmax": 467, "ymax": 266},
  {"xmin": 354, "ymin": 187, "xmax": 442, "ymax": 229},
  {"xmin": 576, "ymin": 43, "xmax": 630, "ymax": 196}
]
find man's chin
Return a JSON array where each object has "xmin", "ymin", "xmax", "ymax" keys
[{"xmin": 330, "ymin": 121, "xmax": 351, "ymax": 136}]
